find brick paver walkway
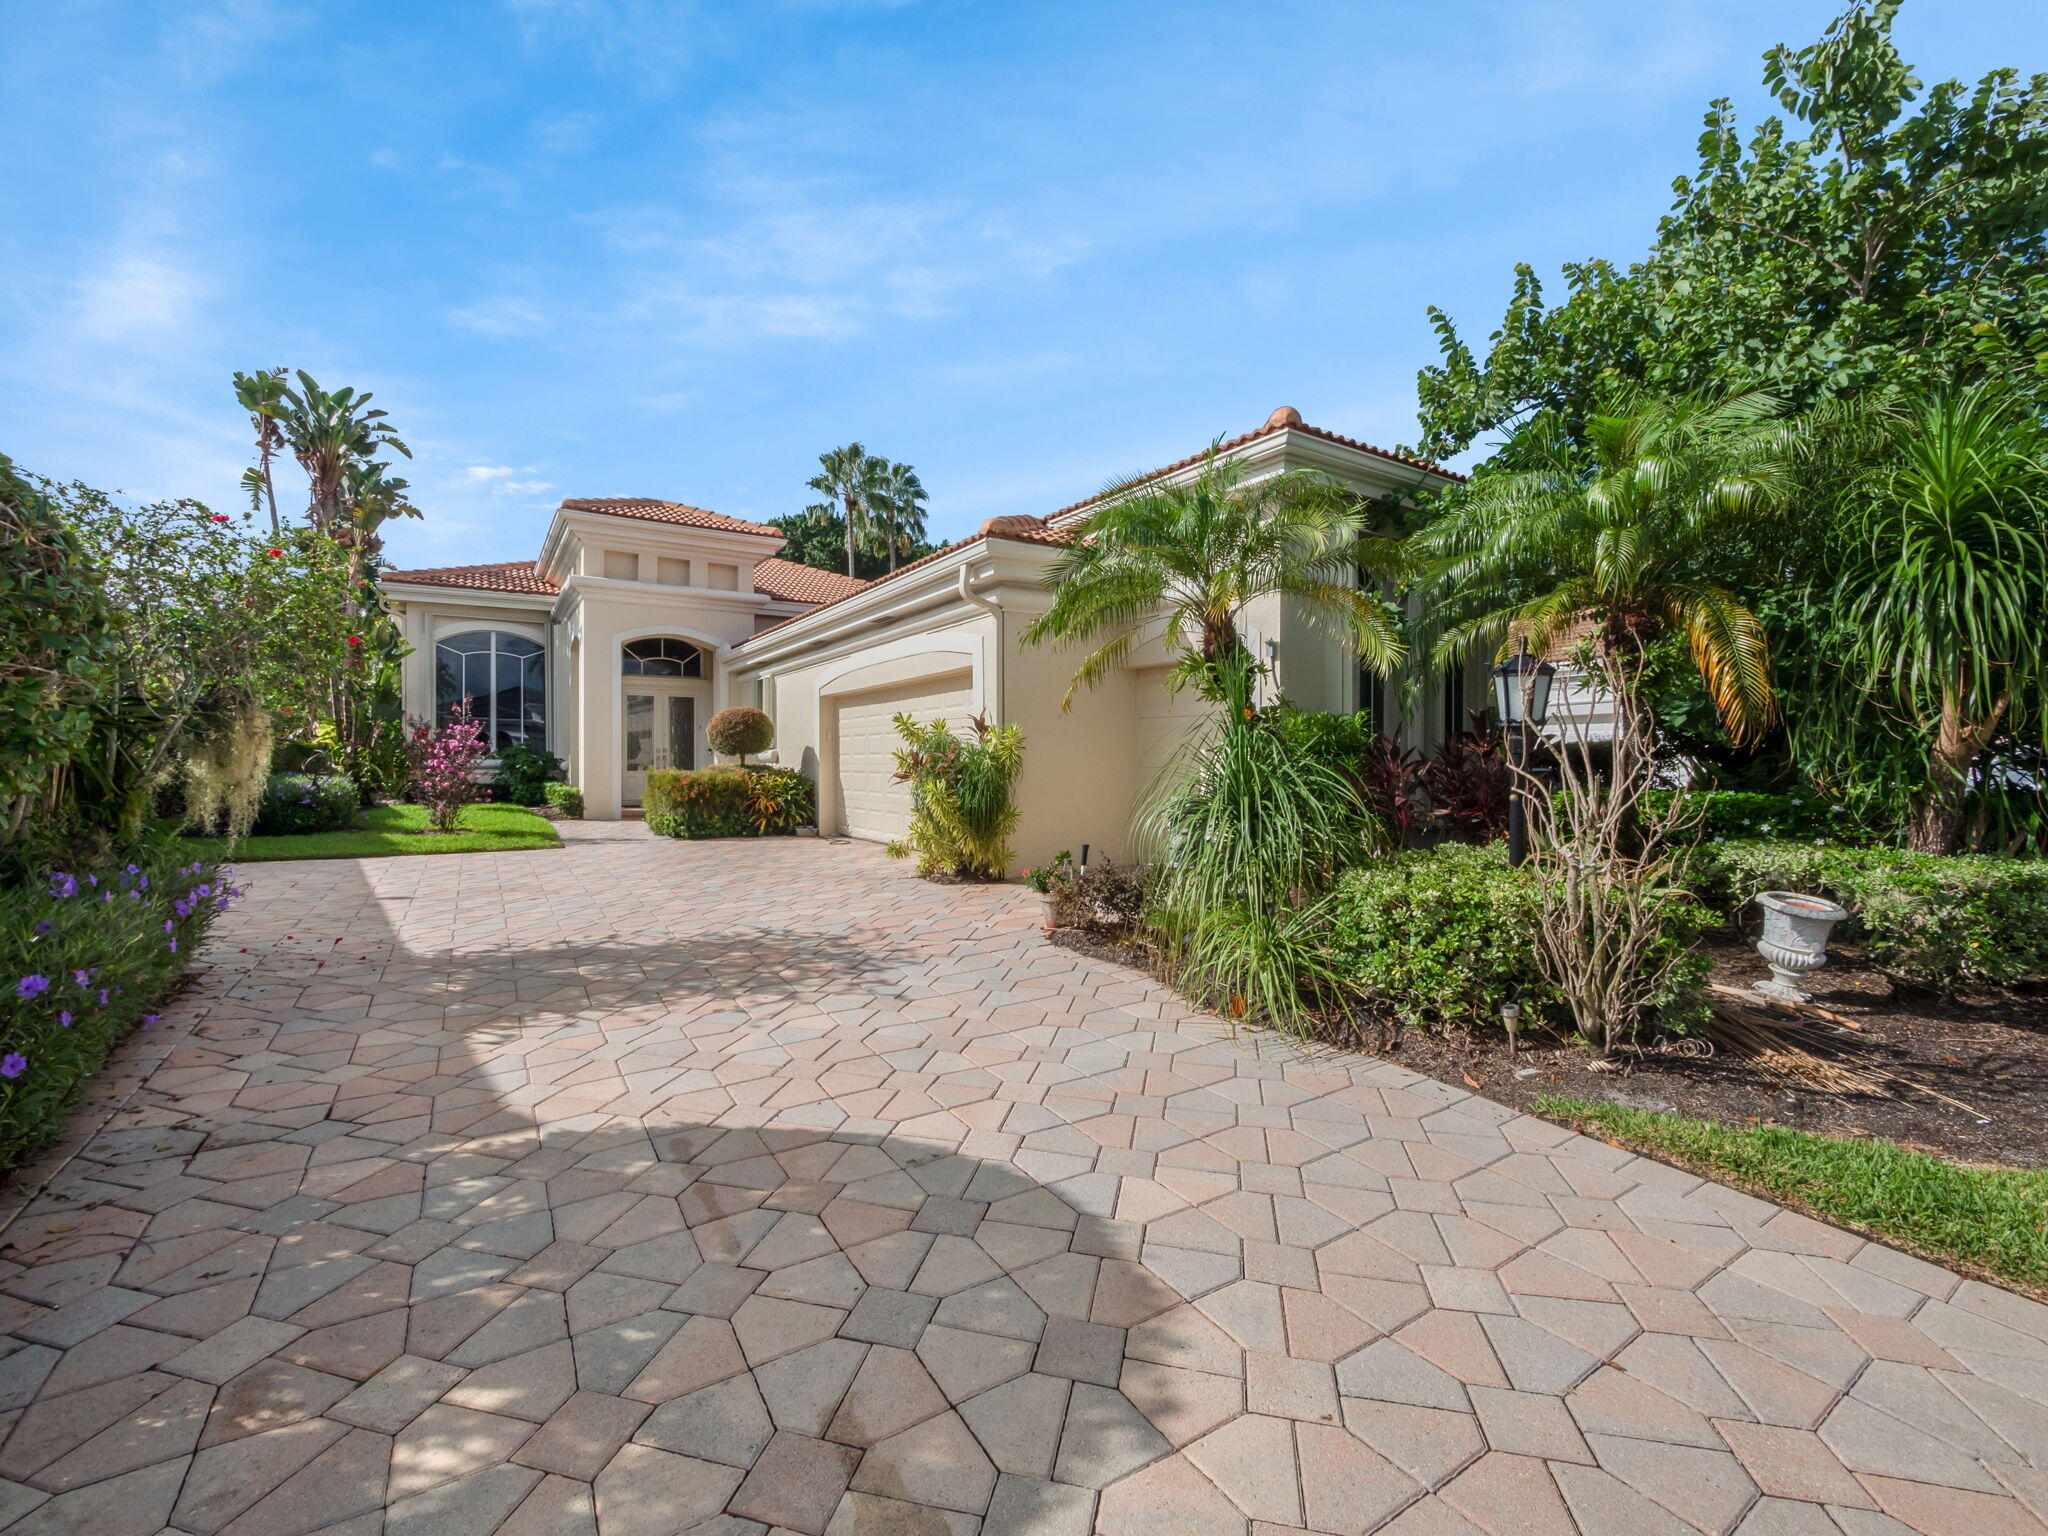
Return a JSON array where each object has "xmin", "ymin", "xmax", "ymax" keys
[{"xmin": 3, "ymin": 823, "xmax": 2046, "ymax": 1536}]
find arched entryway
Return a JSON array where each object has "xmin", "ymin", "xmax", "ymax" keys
[{"xmin": 621, "ymin": 637, "xmax": 710, "ymax": 807}]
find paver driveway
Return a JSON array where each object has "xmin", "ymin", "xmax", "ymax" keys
[{"xmin": 2, "ymin": 822, "xmax": 2046, "ymax": 1536}]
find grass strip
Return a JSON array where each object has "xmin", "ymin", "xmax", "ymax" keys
[
  {"xmin": 186, "ymin": 803, "xmax": 562, "ymax": 863},
  {"xmin": 1534, "ymin": 1095, "xmax": 2048, "ymax": 1301}
]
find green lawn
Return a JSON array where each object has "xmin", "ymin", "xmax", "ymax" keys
[
  {"xmin": 1536, "ymin": 1095, "xmax": 2048, "ymax": 1300},
  {"xmin": 190, "ymin": 803, "xmax": 562, "ymax": 862}
]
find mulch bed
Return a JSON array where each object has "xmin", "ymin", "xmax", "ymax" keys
[{"xmin": 1048, "ymin": 926, "xmax": 2048, "ymax": 1169}]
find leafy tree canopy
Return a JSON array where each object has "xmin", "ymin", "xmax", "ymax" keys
[
  {"xmin": 769, "ymin": 505, "xmax": 934, "ymax": 581},
  {"xmin": 1411, "ymin": 1, "xmax": 2048, "ymax": 464}
]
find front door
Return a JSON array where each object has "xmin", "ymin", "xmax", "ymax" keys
[{"xmin": 622, "ymin": 687, "xmax": 699, "ymax": 807}]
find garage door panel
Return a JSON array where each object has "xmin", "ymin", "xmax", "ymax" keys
[{"xmin": 832, "ymin": 672, "xmax": 974, "ymax": 842}]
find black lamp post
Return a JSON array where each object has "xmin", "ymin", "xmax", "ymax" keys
[{"xmin": 1491, "ymin": 642, "xmax": 1556, "ymax": 867}]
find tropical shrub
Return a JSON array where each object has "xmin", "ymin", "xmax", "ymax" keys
[
  {"xmin": 0, "ymin": 835, "xmax": 239, "ymax": 1172},
  {"xmin": 645, "ymin": 765, "xmax": 814, "ymax": 839},
  {"xmin": 253, "ymin": 773, "xmax": 359, "ymax": 836},
  {"xmin": 1695, "ymin": 841, "xmax": 2048, "ymax": 991},
  {"xmin": 493, "ymin": 743, "xmax": 563, "ymax": 806},
  {"xmin": 406, "ymin": 705, "xmax": 489, "ymax": 833},
  {"xmin": 1649, "ymin": 789, "xmax": 1865, "ymax": 844},
  {"xmin": 886, "ymin": 715, "xmax": 1024, "ymax": 879},
  {"xmin": 1326, "ymin": 844, "xmax": 1559, "ymax": 1032},
  {"xmin": 1032, "ymin": 853, "xmax": 1151, "ymax": 936},
  {"xmin": 1269, "ymin": 706, "xmax": 1511, "ymax": 848},
  {"xmin": 543, "ymin": 782, "xmax": 584, "ymax": 819},
  {"xmin": 706, "ymin": 706, "xmax": 774, "ymax": 763}
]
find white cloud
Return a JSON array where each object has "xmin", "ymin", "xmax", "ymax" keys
[
  {"xmin": 73, "ymin": 252, "xmax": 204, "ymax": 345},
  {"xmin": 447, "ymin": 296, "xmax": 552, "ymax": 337},
  {"xmin": 463, "ymin": 464, "xmax": 555, "ymax": 495}
]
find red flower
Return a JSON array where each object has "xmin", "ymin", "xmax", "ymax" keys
[
  {"xmin": 266, "ymin": 547, "xmax": 283, "ymax": 558},
  {"xmin": 209, "ymin": 513, "xmax": 229, "ymax": 522},
  {"xmin": 346, "ymin": 635, "xmax": 362, "ymax": 647}
]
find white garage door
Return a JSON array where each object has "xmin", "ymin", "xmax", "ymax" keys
[
  {"xmin": 831, "ymin": 672, "xmax": 975, "ymax": 843},
  {"xmin": 1135, "ymin": 664, "xmax": 1220, "ymax": 789}
]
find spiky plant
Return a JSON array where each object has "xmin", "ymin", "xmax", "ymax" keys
[{"xmin": 1414, "ymin": 387, "xmax": 1801, "ymax": 742}]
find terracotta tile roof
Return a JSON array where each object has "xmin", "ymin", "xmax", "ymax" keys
[
  {"xmin": 380, "ymin": 560, "xmax": 560, "ymax": 595},
  {"xmin": 560, "ymin": 497, "xmax": 784, "ymax": 538},
  {"xmin": 737, "ymin": 517, "xmax": 1071, "ymax": 645},
  {"xmin": 1048, "ymin": 407, "xmax": 1461, "ymax": 525},
  {"xmin": 752, "ymin": 557, "xmax": 869, "ymax": 604}
]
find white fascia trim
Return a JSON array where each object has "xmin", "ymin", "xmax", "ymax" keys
[
  {"xmin": 728, "ymin": 539, "xmax": 1057, "ymax": 672},
  {"xmin": 560, "ymin": 573, "xmax": 773, "ymax": 609},
  {"xmin": 380, "ymin": 583, "xmax": 555, "ymax": 613}
]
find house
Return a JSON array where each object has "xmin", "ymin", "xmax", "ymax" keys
[{"xmin": 379, "ymin": 408, "xmax": 1470, "ymax": 866}]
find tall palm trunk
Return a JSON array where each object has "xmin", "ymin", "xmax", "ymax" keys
[
  {"xmin": 842, "ymin": 493, "xmax": 858, "ymax": 577},
  {"xmin": 1906, "ymin": 687, "xmax": 2006, "ymax": 854}
]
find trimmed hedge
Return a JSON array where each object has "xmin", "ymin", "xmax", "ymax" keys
[
  {"xmin": 1, "ymin": 834, "xmax": 238, "ymax": 1172},
  {"xmin": 1647, "ymin": 789, "xmax": 1865, "ymax": 844},
  {"xmin": 543, "ymin": 781, "xmax": 583, "ymax": 819},
  {"xmin": 252, "ymin": 773, "xmax": 358, "ymax": 836},
  {"xmin": 1696, "ymin": 840, "xmax": 2048, "ymax": 991},
  {"xmin": 644, "ymin": 765, "xmax": 814, "ymax": 839},
  {"xmin": 1324, "ymin": 841, "xmax": 1710, "ymax": 1034}
]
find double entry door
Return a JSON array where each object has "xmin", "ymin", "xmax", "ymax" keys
[{"xmin": 622, "ymin": 682, "xmax": 704, "ymax": 807}]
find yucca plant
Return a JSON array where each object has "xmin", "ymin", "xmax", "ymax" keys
[
  {"xmin": 886, "ymin": 713, "xmax": 1024, "ymax": 879},
  {"xmin": 1841, "ymin": 383, "xmax": 2048, "ymax": 853},
  {"xmin": 1413, "ymin": 387, "xmax": 1801, "ymax": 742}
]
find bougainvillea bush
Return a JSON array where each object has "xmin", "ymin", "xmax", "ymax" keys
[
  {"xmin": 405, "ymin": 705, "xmax": 489, "ymax": 833},
  {"xmin": 0, "ymin": 835, "xmax": 239, "ymax": 1172}
]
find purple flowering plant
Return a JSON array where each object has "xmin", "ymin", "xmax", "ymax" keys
[
  {"xmin": 405, "ymin": 702, "xmax": 490, "ymax": 834},
  {"xmin": 2, "ymin": 837, "xmax": 240, "ymax": 1172}
]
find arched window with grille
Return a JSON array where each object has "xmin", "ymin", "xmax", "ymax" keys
[
  {"xmin": 435, "ymin": 631, "xmax": 546, "ymax": 750},
  {"xmin": 620, "ymin": 637, "xmax": 703, "ymax": 677}
]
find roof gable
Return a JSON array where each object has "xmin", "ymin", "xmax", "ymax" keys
[
  {"xmin": 560, "ymin": 498, "xmax": 784, "ymax": 539},
  {"xmin": 381, "ymin": 561, "xmax": 559, "ymax": 595}
]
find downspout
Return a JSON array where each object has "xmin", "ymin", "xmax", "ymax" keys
[{"xmin": 957, "ymin": 563, "xmax": 1003, "ymax": 723}]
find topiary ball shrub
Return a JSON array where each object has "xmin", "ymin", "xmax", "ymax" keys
[
  {"xmin": 706, "ymin": 706, "xmax": 774, "ymax": 762},
  {"xmin": 252, "ymin": 773, "xmax": 359, "ymax": 836}
]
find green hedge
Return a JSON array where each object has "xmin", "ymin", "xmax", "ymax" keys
[
  {"xmin": 1, "ymin": 834, "xmax": 238, "ymax": 1172},
  {"xmin": 1324, "ymin": 841, "xmax": 1710, "ymax": 1034},
  {"xmin": 1697, "ymin": 840, "xmax": 2048, "ymax": 990},
  {"xmin": 543, "ymin": 781, "xmax": 583, "ymax": 819},
  {"xmin": 1647, "ymin": 789, "xmax": 1866, "ymax": 844},
  {"xmin": 253, "ymin": 773, "xmax": 358, "ymax": 836},
  {"xmin": 1325, "ymin": 844, "xmax": 1558, "ymax": 1031},
  {"xmin": 644, "ymin": 765, "xmax": 814, "ymax": 839}
]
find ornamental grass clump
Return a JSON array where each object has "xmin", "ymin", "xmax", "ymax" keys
[
  {"xmin": 406, "ymin": 704, "xmax": 488, "ymax": 833},
  {"xmin": 0, "ymin": 835, "xmax": 240, "ymax": 1172},
  {"xmin": 886, "ymin": 714, "xmax": 1024, "ymax": 879}
]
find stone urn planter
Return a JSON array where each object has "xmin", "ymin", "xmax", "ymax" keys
[{"xmin": 1752, "ymin": 890, "xmax": 1850, "ymax": 1002}]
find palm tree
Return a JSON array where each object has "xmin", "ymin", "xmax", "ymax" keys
[
  {"xmin": 807, "ymin": 443, "xmax": 875, "ymax": 578},
  {"xmin": 338, "ymin": 460, "xmax": 422, "ymax": 563},
  {"xmin": 1021, "ymin": 447, "xmax": 1404, "ymax": 706},
  {"xmin": 277, "ymin": 372, "xmax": 410, "ymax": 529},
  {"xmin": 1414, "ymin": 388, "xmax": 1800, "ymax": 742},
  {"xmin": 233, "ymin": 368, "xmax": 290, "ymax": 536},
  {"xmin": 866, "ymin": 460, "xmax": 929, "ymax": 572},
  {"xmin": 1844, "ymin": 383, "xmax": 2048, "ymax": 853}
]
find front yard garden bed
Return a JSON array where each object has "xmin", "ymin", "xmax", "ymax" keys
[{"xmin": 186, "ymin": 802, "xmax": 561, "ymax": 862}]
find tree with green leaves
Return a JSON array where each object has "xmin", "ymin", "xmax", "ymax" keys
[
  {"xmin": 1022, "ymin": 448, "xmax": 1403, "ymax": 707},
  {"xmin": 1414, "ymin": 389, "xmax": 1802, "ymax": 742},
  {"xmin": 276, "ymin": 371, "xmax": 410, "ymax": 530},
  {"xmin": 1410, "ymin": 1, "xmax": 2048, "ymax": 465},
  {"xmin": 1838, "ymin": 383, "xmax": 2048, "ymax": 852},
  {"xmin": 865, "ymin": 460, "xmax": 929, "ymax": 572},
  {"xmin": 807, "ymin": 443, "xmax": 876, "ymax": 578},
  {"xmin": 233, "ymin": 368, "xmax": 290, "ymax": 536}
]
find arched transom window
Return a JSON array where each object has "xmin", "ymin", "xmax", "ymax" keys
[
  {"xmin": 436, "ymin": 631, "xmax": 545, "ymax": 749},
  {"xmin": 621, "ymin": 637, "xmax": 703, "ymax": 677}
]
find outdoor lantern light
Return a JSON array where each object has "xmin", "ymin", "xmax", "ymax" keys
[
  {"xmin": 1490, "ymin": 642, "xmax": 1556, "ymax": 729},
  {"xmin": 1491, "ymin": 642, "xmax": 1556, "ymax": 867}
]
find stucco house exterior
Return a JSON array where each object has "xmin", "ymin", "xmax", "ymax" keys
[{"xmin": 380, "ymin": 407, "xmax": 1477, "ymax": 867}]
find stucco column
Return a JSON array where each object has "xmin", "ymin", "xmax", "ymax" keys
[{"xmin": 578, "ymin": 633, "xmax": 621, "ymax": 820}]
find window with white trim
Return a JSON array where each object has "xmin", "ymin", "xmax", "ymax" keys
[{"xmin": 435, "ymin": 631, "xmax": 546, "ymax": 749}]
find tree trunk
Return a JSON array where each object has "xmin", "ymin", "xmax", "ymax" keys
[
  {"xmin": 843, "ymin": 495, "xmax": 857, "ymax": 578},
  {"xmin": 1905, "ymin": 689, "xmax": 2006, "ymax": 855}
]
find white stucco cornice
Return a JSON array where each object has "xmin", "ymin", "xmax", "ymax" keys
[
  {"xmin": 537, "ymin": 507, "xmax": 785, "ymax": 584},
  {"xmin": 380, "ymin": 582, "xmax": 555, "ymax": 614},
  {"xmin": 558, "ymin": 572, "xmax": 774, "ymax": 609}
]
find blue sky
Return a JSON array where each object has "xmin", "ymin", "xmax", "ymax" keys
[{"xmin": 4, "ymin": 1, "xmax": 2043, "ymax": 571}]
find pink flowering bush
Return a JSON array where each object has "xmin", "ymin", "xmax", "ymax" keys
[
  {"xmin": 0, "ymin": 836, "xmax": 239, "ymax": 1172},
  {"xmin": 406, "ymin": 704, "xmax": 489, "ymax": 833}
]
